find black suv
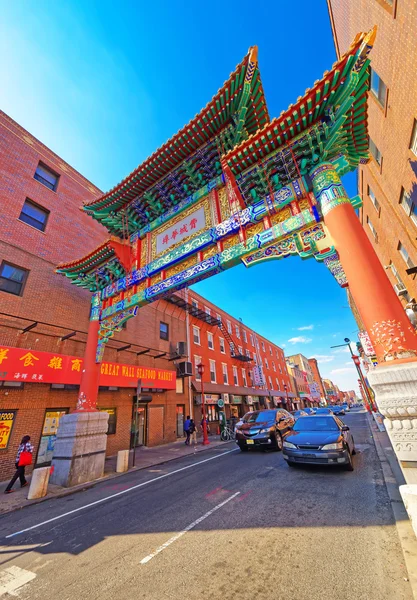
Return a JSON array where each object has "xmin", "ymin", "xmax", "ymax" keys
[{"xmin": 235, "ymin": 409, "xmax": 295, "ymax": 452}]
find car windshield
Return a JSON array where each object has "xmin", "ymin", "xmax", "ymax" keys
[
  {"xmin": 293, "ymin": 416, "xmax": 339, "ymax": 432},
  {"xmin": 243, "ymin": 410, "xmax": 276, "ymax": 423}
]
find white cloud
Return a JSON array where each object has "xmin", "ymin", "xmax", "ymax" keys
[
  {"xmin": 312, "ymin": 355, "xmax": 335, "ymax": 364},
  {"xmin": 345, "ymin": 361, "xmax": 353, "ymax": 366},
  {"xmin": 297, "ymin": 325, "xmax": 314, "ymax": 331},
  {"xmin": 332, "ymin": 347, "xmax": 350, "ymax": 354},
  {"xmin": 331, "ymin": 367, "xmax": 355, "ymax": 374},
  {"xmin": 281, "ymin": 343, "xmax": 286, "ymax": 348},
  {"xmin": 288, "ymin": 336, "xmax": 312, "ymax": 344}
]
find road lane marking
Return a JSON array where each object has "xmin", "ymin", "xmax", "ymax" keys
[
  {"xmin": 140, "ymin": 491, "xmax": 240, "ymax": 565},
  {"xmin": 5, "ymin": 448, "xmax": 239, "ymax": 539},
  {"xmin": 0, "ymin": 566, "xmax": 36, "ymax": 597}
]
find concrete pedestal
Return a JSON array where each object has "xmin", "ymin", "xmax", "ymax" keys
[
  {"xmin": 50, "ymin": 412, "xmax": 109, "ymax": 487},
  {"xmin": 368, "ymin": 360, "xmax": 417, "ymax": 484}
]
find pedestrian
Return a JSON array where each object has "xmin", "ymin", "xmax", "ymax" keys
[
  {"xmin": 189, "ymin": 418, "xmax": 197, "ymax": 445},
  {"xmin": 4, "ymin": 435, "xmax": 34, "ymax": 494},
  {"xmin": 184, "ymin": 415, "xmax": 191, "ymax": 445}
]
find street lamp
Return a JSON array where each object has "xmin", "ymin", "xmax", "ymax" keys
[
  {"xmin": 331, "ymin": 338, "xmax": 375, "ymax": 411},
  {"xmin": 197, "ymin": 362, "xmax": 210, "ymax": 446}
]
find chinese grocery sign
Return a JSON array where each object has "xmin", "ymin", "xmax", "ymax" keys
[
  {"xmin": 0, "ymin": 410, "xmax": 17, "ymax": 449},
  {"xmin": 358, "ymin": 331, "xmax": 376, "ymax": 358},
  {"xmin": 156, "ymin": 206, "xmax": 205, "ymax": 254},
  {"xmin": 0, "ymin": 346, "xmax": 176, "ymax": 389}
]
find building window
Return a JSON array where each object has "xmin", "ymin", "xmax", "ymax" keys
[
  {"xmin": 410, "ymin": 119, "xmax": 417, "ymax": 156},
  {"xmin": 272, "ymin": 361, "xmax": 276, "ymax": 372},
  {"xmin": 160, "ymin": 322, "xmax": 169, "ymax": 341},
  {"xmin": 242, "ymin": 369, "xmax": 247, "ymax": 387},
  {"xmin": 219, "ymin": 337, "xmax": 225, "ymax": 354},
  {"xmin": 205, "ymin": 306, "xmax": 211, "ymax": 316},
  {"xmin": 399, "ymin": 188, "xmax": 417, "ymax": 226},
  {"xmin": 209, "ymin": 359, "xmax": 216, "ymax": 383},
  {"xmin": 398, "ymin": 242, "xmax": 416, "ymax": 269},
  {"xmin": 193, "ymin": 326, "xmax": 200, "ymax": 345},
  {"xmin": 261, "ymin": 341, "xmax": 265, "ymax": 352},
  {"xmin": 194, "ymin": 356, "xmax": 201, "ymax": 381},
  {"xmin": 253, "ymin": 352, "xmax": 258, "ymax": 364},
  {"xmin": 191, "ymin": 299, "xmax": 198, "ymax": 310},
  {"xmin": 275, "ymin": 377, "xmax": 279, "ymax": 387},
  {"xmin": 222, "ymin": 363, "xmax": 228, "ymax": 385},
  {"xmin": 370, "ymin": 68, "xmax": 387, "ymax": 108},
  {"xmin": 366, "ymin": 216, "xmax": 378, "ymax": 241},
  {"xmin": 238, "ymin": 346, "xmax": 243, "ymax": 355},
  {"xmin": 19, "ymin": 199, "xmax": 50, "ymax": 232},
  {"xmin": 242, "ymin": 330, "xmax": 247, "ymax": 343},
  {"xmin": 269, "ymin": 346, "xmax": 272, "ymax": 355},
  {"xmin": 250, "ymin": 333, "xmax": 254, "ymax": 346},
  {"xmin": 369, "ymin": 138, "xmax": 382, "ymax": 166},
  {"xmin": 227, "ymin": 320, "xmax": 232, "ymax": 334},
  {"xmin": 216, "ymin": 313, "xmax": 222, "ymax": 325},
  {"xmin": 268, "ymin": 376, "xmax": 273, "ymax": 389},
  {"xmin": 207, "ymin": 332, "xmax": 214, "ymax": 350},
  {"xmin": 368, "ymin": 186, "xmax": 380, "ymax": 214},
  {"xmin": 265, "ymin": 358, "xmax": 269, "ymax": 370},
  {"xmin": 99, "ymin": 408, "xmax": 117, "ymax": 435},
  {"xmin": 235, "ymin": 325, "xmax": 240, "ymax": 338},
  {"xmin": 246, "ymin": 349, "xmax": 251, "ymax": 358},
  {"xmin": 34, "ymin": 162, "xmax": 59, "ymax": 191},
  {"xmin": 0, "ymin": 381, "xmax": 24, "ymax": 388},
  {"xmin": 233, "ymin": 366, "xmax": 238, "ymax": 386},
  {"xmin": 0, "ymin": 262, "xmax": 29, "ymax": 296}
]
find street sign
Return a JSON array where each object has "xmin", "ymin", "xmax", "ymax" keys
[{"xmin": 217, "ymin": 399, "xmax": 225, "ymax": 408}]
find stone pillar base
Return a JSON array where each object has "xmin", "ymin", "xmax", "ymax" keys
[
  {"xmin": 368, "ymin": 360, "xmax": 417, "ymax": 484},
  {"xmin": 400, "ymin": 485, "xmax": 417, "ymax": 538},
  {"xmin": 50, "ymin": 412, "xmax": 109, "ymax": 488}
]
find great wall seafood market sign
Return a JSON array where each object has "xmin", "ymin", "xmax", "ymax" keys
[{"xmin": 0, "ymin": 346, "xmax": 176, "ymax": 389}]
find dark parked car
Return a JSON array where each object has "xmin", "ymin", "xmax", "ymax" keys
[
  {"xmin": 293, "ymin": 410, "xmax": 308, "ymax": 419},
  {"xmin": 331, "ymin": 405, "xmax": 345, "ymax": 416},
  {"xmin": 282, "ymin": 415, "xmax": 355, "ymax": 470},
  {"xmin": 235, "ymin": 409, "xmax": 295, "ymax": 452},
  {"xmin": 315, "ymin": 407, "xmax": 333, "ymax": 415}
]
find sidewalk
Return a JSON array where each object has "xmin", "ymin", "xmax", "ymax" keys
[
  {"xmin": 367, "ymin": 412, "xmax": 417, "ymax": 599},
  {"xmin": 0, "ymin": 434, "xmax": 231, "ymax": 515}
]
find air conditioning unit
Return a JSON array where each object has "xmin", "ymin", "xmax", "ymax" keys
[
  {"xmin": 176, "ymin": 341, "xmax": 187, "ymax": 356},
  {"xmin": 394, "ymin": 283, "xmax": 408, "ymax": 296},
  {"xmin": 177, "ymin": 361, "xmax": 192, "ymax": 377}
]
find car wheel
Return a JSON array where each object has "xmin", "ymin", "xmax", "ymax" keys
[
  {"xmin": 351, "ymin": 439, "xmax": 356, "ymax": 455},
  {"xmin": 345, "ymin": 450, "xmax": 354, "ymax": 471},
  {"xmin": 239, "ymin": 443, "xmax": 248, "ymax": 452},
  {"xmin": 287, "ymin": 461, "xmax": 297, "ymax": 468},
  {"xmin": 274, "ymin": 432, "xmax": 283, "ymax": 452}
]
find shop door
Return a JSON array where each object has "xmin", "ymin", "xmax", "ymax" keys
[
  {"xmin": 36, "ymin": 409, "xmax": 69, "ymax": 466},
  {"xmin": 131, "ymin": 405, "xmax": 147, "ymax": 448},
  {"xmin": 176, "ymin": 405, "xmax": 185, "ymax": 437}
]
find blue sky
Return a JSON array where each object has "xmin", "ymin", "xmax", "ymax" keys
[{"xmin": 0, "ymin": 1, "xmax": 360, "ymax": 392}]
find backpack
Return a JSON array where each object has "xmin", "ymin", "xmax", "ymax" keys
[{"xmin": 189, "ymin": 422, "xmax": 196, "ymax": 434}]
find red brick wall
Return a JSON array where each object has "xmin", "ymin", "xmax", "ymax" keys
[
  {"xmin": 328, "ymin": 0, "xmax": 417, "ymax": 305},
  {"xmin": 308, "ymin": 358, "xmax": 326, "ymax": 399}
]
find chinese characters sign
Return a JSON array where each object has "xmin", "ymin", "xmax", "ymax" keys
[
  {"xmin": 0, "ymin": 346, "xmax": 176, "ymax": 389},
  {"xmin": 156, "ymin": 206, "xmax": 206, "ymax": 254},
  {"xmin": 358, "ymin": 331, "xmax": 376, "ymax": 358},
  {"xmin": 0, "ymin": 411, "xmax": 16, "ymax": 449}
]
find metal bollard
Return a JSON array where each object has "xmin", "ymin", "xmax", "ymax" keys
[
  {"xmin": 28, "ymin": 466, "xmax": 51, "ymax": 500},
  {"xmin": 116, "ymin": 449, "xmax": 129, "ymax": 473}
]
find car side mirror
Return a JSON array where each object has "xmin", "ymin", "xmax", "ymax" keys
[{"xmin": 342, "ymin": 426, "xmax": 349, "ymax": 431}]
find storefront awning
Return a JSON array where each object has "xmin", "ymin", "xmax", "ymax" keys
[{"xmin": 191, "ymin": 381, "xmax": 271, "ymax": 398}]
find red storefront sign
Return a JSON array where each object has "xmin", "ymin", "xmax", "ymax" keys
[{"xmin": 0, "ymin": 346, "xmax": 176, "ymax": 390}]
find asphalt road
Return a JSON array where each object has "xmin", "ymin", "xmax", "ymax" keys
[{"xmin": 0, "ymin": 409, "xmax": 412, "ymax": 600}]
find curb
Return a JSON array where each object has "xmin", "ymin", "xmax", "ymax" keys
[
  {"xmin": 0, "ymin": 440, "xmax": 234, "ymax": 517},
  {"xmin": 366, "ymin": 413, "xmax": 417, "ymax": 600}
]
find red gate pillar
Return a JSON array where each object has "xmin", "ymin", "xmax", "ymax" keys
[
  {"xmin": 75, "ymin": 319, "xmax": 101, "ymax": 412},
  {"xmin": 310, "ymin": 163, "xmax": 417, "ymax": 362}
]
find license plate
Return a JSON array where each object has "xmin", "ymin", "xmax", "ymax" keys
[
  {"xmin": 246, "ymin": 439, "xmax": 254, "ymax": 445},
  {"xmin": 302, "ymin": 453, "xmax": 315, "ymax": 458}
]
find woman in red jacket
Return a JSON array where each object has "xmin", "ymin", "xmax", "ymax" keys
[{"xmin": 4, "ymin": 435, "xmax": 34, "ymax": 494}]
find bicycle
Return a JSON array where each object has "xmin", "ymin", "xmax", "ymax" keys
[{"xmin": 220, "ymin": 425, "xmax": 236, "ymax": 441}]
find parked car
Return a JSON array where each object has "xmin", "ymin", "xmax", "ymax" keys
[
  {"xmin": 292, "ymin": 410, "xmax": 308, "ymax": 419},
  {"xmin": 315, "ymin": 407, "xmax": 333, "ymax": 415},
  {"xmin": 303, "ymin": 407, "xmax": 316, "ymax": 415},
  {"xmin": 342, "ymin": 404, "xmax": 350, "ymax": 413},
  {"xmin": 331, "ymin": 406, "xmax": 345, "ymax": 416},
  {"xmin": 235, "ymin": 409, "xmax": 295, "ymax": 452},
  {"xmin": 282, "ymin": 415, "xmax": 355, "ymax": 470}
]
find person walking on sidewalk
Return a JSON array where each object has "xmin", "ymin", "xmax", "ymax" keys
[
  {"xmin": 4, "ymin": 435, "xmax": 34, "ymax": 494},
  {"xmin": 189, "ymin": 418, "xmax": 197, "ymax": 445},
  {"xmin": 184, "ymin": 415, "xmax": 191, "ymax": 445}
]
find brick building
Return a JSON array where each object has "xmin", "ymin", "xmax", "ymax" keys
[
  {"xmin": 184, "ymin": 289, "xmax": 294, "ymax": 426},
  {"xmin": 0, "ymin": 110, "xmax": 189, "ymax": 480},
  {"xmin": 285, "ymin": 360, "xmax": 312, "ymax": 408},
  {"xmin": 286, "ymin": 353, "xmax": 321, "ymax": 404},
  {"xmin": 308, "ymin": 357, "xmax": 327, "ymax": 402},
  {"xmin": 327, "ymin": 0, "xmax": 417, "ymax": 321}
]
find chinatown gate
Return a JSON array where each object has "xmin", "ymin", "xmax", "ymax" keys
[{"xmin": 54, "ymin": 29, "xmax": 417, "ymax": 501}]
